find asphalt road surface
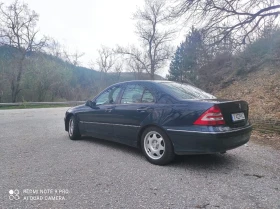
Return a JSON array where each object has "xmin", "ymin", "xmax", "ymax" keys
[{"xmin": 0, "ymin": 108, "xmax": 279, "ymax": 209}]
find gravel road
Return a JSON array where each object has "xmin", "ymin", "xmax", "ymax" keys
[{"xmin": 0, "ymin": 108, "xmax": 279, "ymax": 209}]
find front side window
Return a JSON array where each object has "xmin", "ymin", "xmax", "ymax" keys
[
  {"xmin": 121, "ymin": 84, "xmax": 154, "ymax": 104},
  {"xmin": 95, "ymin": 86, "xmax": 121, "ymax": 105}
]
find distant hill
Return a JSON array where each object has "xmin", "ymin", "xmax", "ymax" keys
[{"xmin": 0, "ymin": 46, "xmax": 164, "ymax": 102}]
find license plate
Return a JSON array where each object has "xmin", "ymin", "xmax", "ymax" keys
[{"xmin": 231, "ymin": 112, "xmax": 245, "ymax": 122}]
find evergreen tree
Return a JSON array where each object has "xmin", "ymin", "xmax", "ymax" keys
[
  {"xmin": 167, "ymin": 27, "xmax": 204, "ymax": 84},
  {"xmin": 167, "ymin": 43, "xmax": 185, "ymax": 82}
]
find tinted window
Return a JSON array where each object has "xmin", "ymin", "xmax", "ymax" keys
[
  {"xmin": 121, "ymin": 84, "xmax": 154, "ymax": 104},
  {"xmin": 159, "ymin": 82, "xmax": 215, "ymax": 100},
  {"xmin": 95, "ymin": 86, "xmax": 121, "ymax": 105},
  {"xmin": 142, "ymin": 89, "xmax": 154, "ymax": 103}
]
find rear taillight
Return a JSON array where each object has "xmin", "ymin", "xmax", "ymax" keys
[{"xmin": 193, "ymin": 105, "xmax": 225, "ymax": 126}]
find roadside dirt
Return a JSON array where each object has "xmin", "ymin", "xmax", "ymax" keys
[{"xmin": 251, "ymin": 130, "xmax": 280, "ymax": 150}]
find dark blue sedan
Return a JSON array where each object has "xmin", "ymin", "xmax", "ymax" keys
[{"xmin": 64, "ymin": 80, "xmax": 252, "ymax": 165}]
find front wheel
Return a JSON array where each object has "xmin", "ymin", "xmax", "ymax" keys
[
  {"xmin": 68, "ymin": 115, "xmax": 81, "ymax": 140},
  {"xmin": 141, "ymin": 127, "xmax": 175, "ymax": 165}
]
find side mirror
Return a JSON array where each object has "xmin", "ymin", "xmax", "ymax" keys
[{"xmin": 85, "ymin": 100, "xmax": 96, "ymax": 108}]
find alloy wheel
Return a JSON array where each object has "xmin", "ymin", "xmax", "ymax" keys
[
  {"xmin": 69, "ymin": 119, "xmax": 74, "ymax": 137},
  {"xmin": 144, "ymin": 131, "xmax": 165, "ymax": 160}
]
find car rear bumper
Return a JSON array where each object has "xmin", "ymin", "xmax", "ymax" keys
[{"xmin": 166, "ymin": 125, "xmax": 252, "ymax": 155}]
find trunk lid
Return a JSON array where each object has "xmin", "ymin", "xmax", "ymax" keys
[{"xmin": 212, "ymin": 100, "xmax": 249, "ymax": 128}]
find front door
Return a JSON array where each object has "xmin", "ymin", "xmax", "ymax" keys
[
  {"xmin": 113, "ymin": 84, "xmax": 155, "ymax": 146},
  {"xmin": 80, "ymin": 85, "xmax": 122, "ymax": 140}
]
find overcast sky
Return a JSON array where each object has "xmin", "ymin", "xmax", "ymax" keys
[{"xmin": 5, "ymin": 0, "xmax": 186, "ymax": 76}]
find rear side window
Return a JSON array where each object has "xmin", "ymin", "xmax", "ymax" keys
[
  {"xmin": 142, "ymin": 90, "xmax": 154, "ymax": 103},
  {"xmin": 159, "ymin": 82, "xmax": 216, "ymax": 100},
  {"xmin": 121, "ymin": 84, "xmax": 154, "ymax": 104}
]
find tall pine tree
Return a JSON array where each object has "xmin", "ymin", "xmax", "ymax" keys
[
  {"xmin": 167, "ymin": 27, "xmax": 204, "ymax": 84},
  {"xmin": 167, "ymin": 43, "xmax": 185, "ymax": 82}
]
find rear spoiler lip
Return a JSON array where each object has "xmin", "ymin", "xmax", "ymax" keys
[
  {"xmin": 178, "ymin": 99, "xmax": 248, "ymax": 104},
  {"xmin": 202, "ymin": 99, "xmax": 248, "ymax": 104}
]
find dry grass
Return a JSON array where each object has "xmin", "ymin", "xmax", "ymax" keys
[{"xmin": 215, "ymin": 68, "xmax": 280, "ymax": 120}]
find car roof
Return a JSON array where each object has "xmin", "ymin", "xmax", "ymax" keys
[{"xmin": 113, "ymin": 80, "xmax": 173, "ymax": 85}]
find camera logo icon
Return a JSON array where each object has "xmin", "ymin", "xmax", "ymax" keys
[{"xmin": 9, "ymin": 189, "xmax": 20, "ymax": 200}]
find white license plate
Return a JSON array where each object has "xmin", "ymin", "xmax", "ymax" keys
[{"xmin": 232, "ymin": 112, "xmax": 245, "ymax": 122}]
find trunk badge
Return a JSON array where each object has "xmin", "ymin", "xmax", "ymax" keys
[{"xmin": 239, "ymin": 103, "xmax": 242, "ymax": 109}]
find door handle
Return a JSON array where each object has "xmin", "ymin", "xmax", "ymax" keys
[
  {"xmin": 137, "ymin": 107, "xmax": 153, "ymax": 113},
  {"xmin": 105, "ymin": 108, "xmax": 114, "ymax": 113}
]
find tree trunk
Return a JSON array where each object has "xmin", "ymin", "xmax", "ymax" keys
[
  {"xmin": 150, "ymin": 72, "xmax": 155, "ymax": 80},
  {"xmin": 150, "ymin": 64, "xmax": 155, "ymax": 80},
  {"xmin": 11, "ymin": 56, "xmax": 25, "ymax": 102}
]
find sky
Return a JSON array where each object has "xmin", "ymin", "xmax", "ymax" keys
[{"xmin": 4, "ymin": 0, "xmax": 186, "ymax": 76}]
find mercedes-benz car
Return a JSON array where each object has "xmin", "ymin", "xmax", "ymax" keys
[{"xmin": 64, "ymin": 80, "xmax": 252, "ymax": 165}]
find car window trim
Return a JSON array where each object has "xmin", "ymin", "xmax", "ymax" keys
[
  {"xmin": 120, "ymin": 83, "xmax": 156, "ymax": 104},
  {"xmin": 93, "ymin": 84, "xmax": 123, "ymax": 106},
  {"xmin": 114, "ymin": 102, "xmax": 156, "ymax": 106},
  {"xmin": 114, "ymin": 84, "xmax": 125, "ymax": 104},
  {"xmin": 141, "ymin": 88, "xmax": 155, "ymax": 103},
  {"xmin": 120, "ymin": 84, "xmax": 143, "ymax": 104}
]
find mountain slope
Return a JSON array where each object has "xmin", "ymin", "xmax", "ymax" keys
[{"xmin": 215, "ymin": 68, "xmax": 280, "ymax": 120}]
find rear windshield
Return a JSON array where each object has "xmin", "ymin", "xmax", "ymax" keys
[{"xmin": 159, "ymin": 82, "xmax": 216, "ymax": 100}]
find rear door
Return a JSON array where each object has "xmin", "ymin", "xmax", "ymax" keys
[{"xmin": 113, "ymin": 84, "xmax": 155, "ymax": 146}]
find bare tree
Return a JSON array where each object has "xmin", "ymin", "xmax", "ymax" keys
[
  {"xmin": 127, "ymin": 57, "xmax": 144, "ymax": 79},
  {"xmin": 47, "ymin": 38, "xmax": 85, "ymax": 66},
  {"xmin": 95, "ymin": 46, "xmax": 116, "ymax": 86},
  {"xmin": 47, "ymin": 38, "xmax": 63, "ymax": 58},
  {"xmin": 117, "ymin": 0, "xmax": 175, "ymax": 80},
  {"xmin": 96, "ymin": 46, "xmax": 115, "ymax": 74},
  {"xmin": 113, "ymin": 62, "xmax": 123, "ymax": 81},
  {"xmin": 63, "ymin": 49, "xmax": 84, "ymax": 66},
  {"xmin": 116, "ymin": 45, "xmax": 149, "ymax": 75},
  {"xmin": 0, "ymin": 0, "xmax": 47, "ymax": 102},
  {"xmin": 172, "ymin": 0, "xmax": 280, "ymax": 45},
  {"xmin": 115, "ymin": 46, "xmax": 146, "ymax": 79}
]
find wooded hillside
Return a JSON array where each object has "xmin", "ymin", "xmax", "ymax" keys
[{"xmin": 0, "ymin": 47, "xmax": 163, "ymax": 103}]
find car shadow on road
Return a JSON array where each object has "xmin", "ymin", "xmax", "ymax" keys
[
  {"xmin": 171, "ymin": 154, "xmax": 238, "ymax": 170},
  {"xmin": 80, "ymin": 136, "xmax": 143, "ymax": 156},
  {"xmin": 79, "ymin": 136, "xmax": 239, "ymax": 170}
]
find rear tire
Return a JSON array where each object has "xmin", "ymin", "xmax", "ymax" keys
[
  {"xmin": 68, "ymin": 115, "xmax": 81, "ymax": 140},
  {"xmin": 141, "ymin": 127, "xmax": 175, "ymax": 165}
]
